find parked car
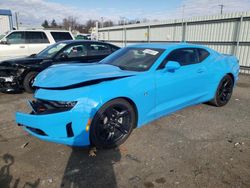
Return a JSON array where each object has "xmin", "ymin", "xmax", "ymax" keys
[
  {"xmin": 16, "ymin": 43, "xmax": 239, "ymax": 148},
  {"xmin": 0, "ymin": 30, "xmax": 74, "ymax": 61},
  {"xmin": 75, "ymin": 34, "xmax": 91, "ymax": 40},
  {"xmin": 0, "ymin": 40, "xmax": 120, "ymax": 93}
]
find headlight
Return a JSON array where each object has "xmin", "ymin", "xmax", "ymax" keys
[
  {"xmin": 28, "ymin": 99, "xmax": 77, "ymax": 114},
  {"xmin": 0, "ymin": 76, "xmax": 14, "ymax": 82},
  {"xmin": 55, "ymin": 101, "xmax": 77, "ymax": 108}
]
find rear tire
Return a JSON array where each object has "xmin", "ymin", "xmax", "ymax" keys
[
  {"xmin": 23, "ymin": 72, "xmax": 38, "ymax": 93},
  {"xmin": 90, "ymin": 98, "xmax": 136, "ymax": 149},
  {"xmin": 210, "ymin": 75, "xmax": 234, "ymax": 107}
]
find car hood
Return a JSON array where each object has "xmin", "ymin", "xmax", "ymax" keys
[
  {"xmin": 34, "ymin": 63, "xmax": 137, "ymax": 89},
  {"xmin": 0, "ymin": 57, "xmax": 44, "ymax": 67}
]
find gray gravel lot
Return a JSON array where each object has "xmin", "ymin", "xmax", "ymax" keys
[{"xmin": 0, "ymin": 75, "xmax": 250, "ymax": 188}]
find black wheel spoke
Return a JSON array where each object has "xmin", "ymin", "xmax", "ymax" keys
[
  {"xmin": 115, "ymin": 123, "xmax": 129, "ymax": 134},
  {"xmin": 223, "ymin": 80, "xmax": 229, "ymax": 87},
  {"xmin": 106, "ymin": 132, "xmax": 114, "ymax": 141},
  {"xmin": 117, "ymin": 110, "xmax": 129, "ymax": 118}
]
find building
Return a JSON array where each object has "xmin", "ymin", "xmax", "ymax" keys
[{"xmin": 0, "ymin": 9, "xmax": 13, "ymax": 36}]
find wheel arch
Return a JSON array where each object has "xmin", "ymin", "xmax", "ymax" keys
[
  {"xmin": 117, "ymin": 97, "xmax": 138, "ymax": 128},
  {"xmin": 21, "ymin": 68, "xmax": 39, "ymax": 83},
  {"xmin": 97, "ymin": 96, "xmax": 139, "ymax": 128},
  {"xmin": 226, "ymin": 73, "xmax": 235, "ymax": 84}
]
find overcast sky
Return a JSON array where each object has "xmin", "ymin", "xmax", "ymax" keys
[{"xmin": 0, "ymin": 0, "xmax": 250, "ymax": 26}]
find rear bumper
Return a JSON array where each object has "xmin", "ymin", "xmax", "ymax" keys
[{"xmin": 16, "ymin": 110, "xmax": 91, "ymax": 146}]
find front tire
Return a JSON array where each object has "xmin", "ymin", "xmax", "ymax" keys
[
  {"xmin": 90, "ymin": 99, "xmax": 136, "ymax": 149},
  {"xmin": 23, "ymin": 72, "xmax": 38, "ymax": 93},
  {"xmin": 210, "ymin": 75, "xmax": 234, "ymax": 107}
]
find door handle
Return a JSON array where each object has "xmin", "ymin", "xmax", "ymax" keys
[
  {"xmin": 19, "ymin": 46, "xmax": 25, "ymax": 48},
  {"xmin": 197, "ymin": 68, "xmax": 205, "ymax": 73}
]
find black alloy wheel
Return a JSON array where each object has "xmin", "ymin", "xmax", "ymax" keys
[
  {"xmin": 90, "ymin": 99, "xmax": 136, "ymax": 148},
  {"xmin": 211, "ymin": 75, "xmax": 234, "ymax": 107}
]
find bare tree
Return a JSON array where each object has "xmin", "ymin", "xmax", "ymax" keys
[
  {"xmin": 62, "ymin": 16, "xmax": 78, "ymax": 30},
  {"xmin": 41, "ymin": 20, "xmax": 49, "ymax": 28},
  {"xmin": 103, "ymin": 20, "xmax": 114, "ymax": 27},
  {"xmin": 51, "ymin": 19, "xmax": 58, "ymax": 28}
]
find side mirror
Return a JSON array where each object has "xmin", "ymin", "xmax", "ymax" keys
[
  {"xmin": 164, "ymin": 61, "xmax": 181, "ymax": 71},
  {"xmin": 29, "ymin": 54, "xmax": 36, "ymax": 57},
  {"xmin": 59, "ymin": 53, "xmax": 68, "ymax": 60},
  {"xmin": 0, "ymin": 38, "xmax": 9, "ymax": 45}
]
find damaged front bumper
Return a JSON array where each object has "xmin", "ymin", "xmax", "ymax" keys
[
  {"xmin": 16, "ymin": 99, "xmax": 91, "ymax": 146},
  {"xmin": 0, "ymin": 76, "xmax": 21, "ymax": 92}
]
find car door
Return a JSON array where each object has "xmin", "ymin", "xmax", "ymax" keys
[
  {"xmin": 87, "ymin": 42, "xmax": 113, "ymax": 62},
  {"xmin": 54, "ymin": 43, "xmax": 90, "ymax": 63},
  {"xmin": 1, "ymin": 31, "xmax": 29, "ymax": 59},
  {"xmin": 26, "ymin": 31, "xmax": 50, "ymax": 55},
  {"xmin": 155, "ymin": 48, "xmax": 210, "ymax": 117}
]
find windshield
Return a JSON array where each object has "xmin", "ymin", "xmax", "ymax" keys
[
  {"xmin": 36, "ymin": 42, "xmax": 67, "ymax": 58},
  {"xmin": 100, "ymin": 47, "xmax": 164, "ymax": 72}
]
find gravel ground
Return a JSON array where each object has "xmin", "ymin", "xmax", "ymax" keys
[{"xmin": 0, "ymin": 75, "xmax": 249, "ymax": 188}]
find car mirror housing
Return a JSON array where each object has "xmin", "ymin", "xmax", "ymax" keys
[
  {"xmin": 0, "ymin": 38, "xmax": 10, "ymax": 45},
  {"xmin": 59, "ymin": 53, "xmax": 68, "ymax": 60},
  {"xmin": 29, "ymin": 54, "xmax": 37, "ymax": 58},
  {"xmin": 164, "ymin": 61, "xmax": 181, "ymax": 71}
]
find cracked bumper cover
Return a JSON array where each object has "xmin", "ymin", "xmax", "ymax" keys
[{"xmin": 16, "ymin": 110, "xmax": 91, "ymax": 146}]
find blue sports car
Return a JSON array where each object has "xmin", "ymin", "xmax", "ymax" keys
[{"xmin": 16, "ymin": 43, "xmax": 239, "ymax": 148}]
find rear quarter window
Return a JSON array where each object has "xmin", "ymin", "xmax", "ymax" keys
[
  {"xmin": 50, "ymin": 32, "xmax": 73, "ymax": 42},
  {"xmin": 89, "ymin": 43, "xmax": 111, "ymax": 56},
  {"xmin": 198, "ymin": 49, "xmax": 210, "ymax": 62}
]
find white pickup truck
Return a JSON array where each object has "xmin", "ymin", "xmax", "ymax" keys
[{"xmin": 0, "ymin": 30, "xmax": 74, "ymax": 61}]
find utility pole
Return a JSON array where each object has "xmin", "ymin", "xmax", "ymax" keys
[
  {"xmin": 101, "ymin": 17, "xmax": 104, "ymax": 28},
  {"xmin": 181, "ymin": 5, "xmax": 185, "ymax": 42},
  {"xmin": 218, "ymin": 4, "xmax": 225, "ymax": 15},
  {"xmin": 15, "ymin": 12, "xmax": 19, "ymax": 30}
]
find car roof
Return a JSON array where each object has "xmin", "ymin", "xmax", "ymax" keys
[
  {"xmin": 10, "ymin": 30, "xmax": 71, "ymax": 33},
  {"xmin": 57, "ymin": 40, "xmax": 119, "ymax": 46},
  {"xmin": 130, "ymin": 42, "xmax": 208, "ymax": 50}
]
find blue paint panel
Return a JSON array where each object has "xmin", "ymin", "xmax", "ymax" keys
[{"xmin": 15, "ymin": 43, "xmax": 240, "ymax": 146}]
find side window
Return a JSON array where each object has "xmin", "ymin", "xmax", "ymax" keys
[
  {"xmin": 89, "ymin": 43, "xmax": 111, "ymax": 56},
  {"xmin": 50, "ymin": 32, "xmax": 73, "ymax": 42},
  {"xmin": 61, "ymin": 44, "xmax": 88, "ymax": 58},
  {"xmin": 197, "ymin": 49, "xmax": 210, "ymax": 62},
  {"xmin": 110, "ymin": 45, "xmax": 120, "ymax": 52},
  {"xmin": 26, "ymin": 32, "xmax": 49, "ymax": 44},
  {"xmin": 165, "ymin": 48, "xmax": 199, "ymax": 66},
  {"xmin": 5, "ymin": 32, "xmax": 26, "ymax": 44}
]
